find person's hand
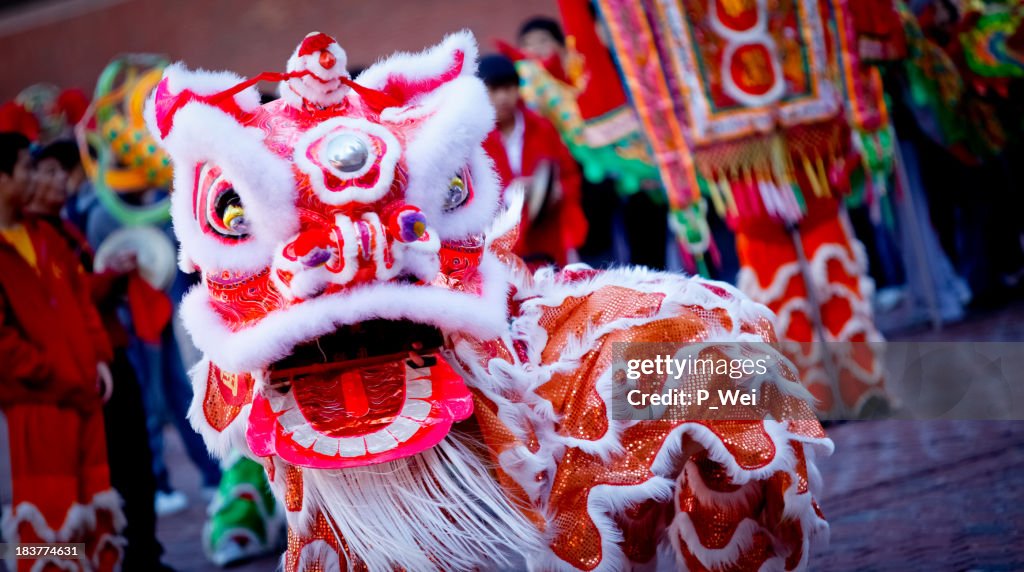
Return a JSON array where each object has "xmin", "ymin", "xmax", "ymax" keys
[
  {"xmin": 106, "ymin": 249, "xmax": 138, "ymax": 274},
  {"xmin": 96, "ymin": 362, "xmax": 113, "ymax": 403}
]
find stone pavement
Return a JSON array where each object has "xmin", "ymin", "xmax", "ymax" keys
[
  {"xmin": 156, "ymin": 429, "xmax": 280, "ymax": 572},
  {"xmin": 157, "ymin": 302, "xmax": 1024, "ymax": 571},
  {"xmin": 811, "ymin": 420, "xmax": 1024, "ymax": 570}
]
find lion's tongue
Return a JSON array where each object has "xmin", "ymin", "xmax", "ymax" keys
[{"xmin": 290, "ymin": 359, "xmax": 406, "ymax": 438}]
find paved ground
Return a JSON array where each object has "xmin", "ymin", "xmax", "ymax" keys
[
  {"xmin": 811, "ymin": 421, "xmax": 1024, "ymax": 570},
  {"xmin": 157, "ymin": 302, "xmax": 1024, "ymax": 571},
  {"xmin": 157, "ymin": 430, "xmax": 281, "ymax": 571}
]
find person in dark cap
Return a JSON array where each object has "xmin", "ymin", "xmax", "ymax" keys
[
  {"xmin": 518, "ymin": 16, "xmax": 566, "ymax": 61},
  {"xmin": 478, "ymin": 54, "xmax": 522, "ymax": 141},
  {"xmin": 478, "ymin": 54, "xmax": 586, "ymax": 267}
]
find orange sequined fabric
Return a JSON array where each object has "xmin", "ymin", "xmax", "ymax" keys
[
  {"xmin": 203, "ymin": 362, "xmax": 254, "ymax": 431},
  {"xmin": 277, "ymin": 265, "xmax": 830, "ymax": 571},
  {"xmin": 456, "ymin": 268, "xmax": 830, "ymax": 570},
  {"xmin": 284, "ymin": 511, "xmax": 365, "ymax": 572}
]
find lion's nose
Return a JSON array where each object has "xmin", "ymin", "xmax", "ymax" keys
[
  {"xmin": 301, "ymin": 247, "xmax": 332, "ymax": 268},
  {"xmin": 283, "ymin": 226, "xmax": 338, "ymax": 268}
]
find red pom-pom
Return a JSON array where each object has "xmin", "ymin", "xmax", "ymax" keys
[
  {"xmin": 55, "ymin": 89, "xmax": 90, "ymax": 126},
  {"xmin": 0, "ymin": 101, "xmax": 41, "ymax": 141},
  {"xmin": 298, "ymin": 32, "xmax": 337, "ymax": 57}
]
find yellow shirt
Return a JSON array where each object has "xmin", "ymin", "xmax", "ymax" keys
[{"xmin": 0, "ymin": 224, "xmax": 38, "ymax": 270}]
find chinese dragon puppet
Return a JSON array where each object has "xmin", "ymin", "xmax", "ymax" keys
[{"xmin": 146, "ymin": 31, "xmax": 832, "ymax": 571}]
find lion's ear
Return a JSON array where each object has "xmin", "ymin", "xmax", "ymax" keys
[
  {"xmin": 145, "ymin": 63, "xmax": 261, "ymax": 141},
  {"xmin": 354, "ymin": 32, "xmax": 499, "ymax": 240},
  {"xmin": 355, "ymin": 30, "xmax": 478, "ymax": 109}
]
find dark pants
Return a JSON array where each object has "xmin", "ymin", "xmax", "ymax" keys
[
  {"xmin": 578, "ymin": 178, "xmax": 670, "ymax": 271},
  {"xmin": 103, "ymin": 349, "xmax": 165, "ymax": 570},
  {"xmin": 623, "ymin": 191, "xmax": 668, "ymax": 270},
  {"xmin": 130, "ymin": 326, "xmax": 222, "ymax": 492}
]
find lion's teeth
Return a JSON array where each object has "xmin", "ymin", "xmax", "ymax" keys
[
  {"xmin": 338, "ymin": 437, "xmax": 367, "ymax": 457},
  {"xmin": 406, "ymin": 378, "xmax": 431, "ymax": 399},
  {"xmin": 291, "ymin": 424, "xmax": 317, "ymax": 448},
  {"xmin": 388, "ymin": 417, "xmax": 420, "ymax": 442},
  {"xmin": 278, "ymin": 408, "xmax": 305, "ymax": 433},
  {"xmin": 313, "ymin": 437, "xmax": 339, "ymax": 457},
  {"xmin": 402, "ymin": 399, "xmax": 431, "ymax": 421},
  {"xmin": 365, "ymin": 430, "xmax": 398, "ymax": 453},
  {"xmin": 406, "ymin": 363, "xmax": 431, "ymax": 380}
]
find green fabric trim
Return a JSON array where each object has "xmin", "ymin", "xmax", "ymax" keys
[{"xmin": 205, "ymin": 457, "xmax": 278, "ymax": 549}]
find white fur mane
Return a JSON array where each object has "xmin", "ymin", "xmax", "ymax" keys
[{"xmin": 301, "ymin": 432, "xmax": 543, "ymax": 571}]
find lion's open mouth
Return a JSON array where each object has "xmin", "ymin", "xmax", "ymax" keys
[{"xmin": 246, "ymin": 319, "xmax": 474, "ymax": 469}]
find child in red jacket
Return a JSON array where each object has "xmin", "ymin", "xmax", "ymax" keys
[
  {"xmin": 480, "ymin": 54, "xmax": 587, "ymax": 267},
  {"xmin": 0, "ymin": 132, "xmax": 124, "ymax": 571}
]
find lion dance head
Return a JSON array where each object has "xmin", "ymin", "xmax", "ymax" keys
[{"xmin": 148, "ymin": 30, "xmax": 831, "ymax": 572}]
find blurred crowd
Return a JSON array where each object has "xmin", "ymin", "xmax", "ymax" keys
[{"xmin": 0, "ymin": 124, "xmax": 212, "ymax": 569}]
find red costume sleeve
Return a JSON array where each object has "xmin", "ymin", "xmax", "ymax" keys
[
  {"xmin": 45, "ymin": 221, "xmax": 115, "ymax": 365},
  {"xmin": 545, "ymin": 116, "xmax": 587, "ymax": 251},
  {"xmin": 482, "ymin": 130, "xmax": 514, "ymax": 189},
  {"xmin": 74, "ymin": 262, "xmax": 114, "ymax": 364},
  {"xmin": 0, "ymin": 290, "xmax": 53, "ymax": 391}
]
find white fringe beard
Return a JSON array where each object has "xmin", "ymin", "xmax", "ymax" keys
[{"xmin": 302, "ymin": 432, "xmax": 545, "ymax": 571}]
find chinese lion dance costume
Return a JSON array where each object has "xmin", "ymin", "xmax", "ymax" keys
[{"xmin": 145, "ymin": 31, "xmax": 832, "ymax": 571}]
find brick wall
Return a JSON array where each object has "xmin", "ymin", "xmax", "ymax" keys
[{"xmin": 0, "ymin": 0, "xmax": 558, "ymax": 100}]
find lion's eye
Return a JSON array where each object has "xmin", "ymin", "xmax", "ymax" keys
[
  {"xmin": 443, "ymin": 174, "xmax": 469, "ymax": 211},
  {"xmin": 209, "ymin": 187, "xmax": 250, "ymax": 239}
]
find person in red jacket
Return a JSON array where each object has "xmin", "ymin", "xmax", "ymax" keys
[
  {"xmin": 0, "ymin": 132, "xmax": 124, "ymax": 571},
  {"xmin": 479, "ymin": 54, "xmax": 587, "ymax": 267}
]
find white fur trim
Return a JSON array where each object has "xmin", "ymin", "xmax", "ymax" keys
[
  {"xmin": 300, "ymin": 434, "xmax": 543, "ymax": 571},
  {"xmin": 161, "ymin": 63, "xmax": 260, "ymax": 110},
  {"xmin": 296, "ymin": 540, "xmax": 342, "ymax": 571},
  {"xmin": 280, "ymin": 32, "xmax": 350, "ymax": 109},
  {"xmin": 2, "ymin": 490, "xmax": 126, "ymax": 570},
  {"xmin": 144, "ymin": 62, "xmax": 261, "ymax": 145},
  {"xmin": 446, "ymin": 264, "xmax": 830, "ymax": 570},
  {"xmin": 670, "ymin": 514, "xmax": 765, "ymax": 569},
  {"xmin": 667, "ymin": 433, "xmax": 829, "ymax": 572},
  {"xmin": 736, "ymin": 224, "xmax": 887, "ymax": 415},
  {"xmin": 353, "ymin": 31, "xmax": 498, "ymax": 240},
  {"xmin": 182, "ymin": 250, "xmax": 511, "ymax": 373},
  {"xmin": 381, "ymin": 77, "xmax": 498, "ymax": 240},
  {"xmin": 356, "ymin": 30, "xmax": 479, "ymax": 94},
  {"xmin": 159, "ymin": 103, "xmax": 299, "ymax": 273},
  {"xmin": 90, "ymin": 489, "xmax": 127, "ymax": 532}
]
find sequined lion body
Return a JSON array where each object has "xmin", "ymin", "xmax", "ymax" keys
[{"xmin": 147, "ymin": 31, "xmax": 831, "ymax": 571}]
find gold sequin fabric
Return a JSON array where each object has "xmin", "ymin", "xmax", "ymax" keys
[
  {"xmin": 280, "ymin": 265, "xmax": 831, "ymax": 571},
  {"xmin": 284, "ymin": 464, "xmax": 304, "ymax": 513},
  {"xmin": 458, "ymin": 268, "xmax": 831, "ymax": 571},
  {"xmin": 202, "ymin": 362, "xmax": 253, "ymax": 431},
  {"xmin": 284, "ymin": 511, "xmax": 366, "ymax": 572}
]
